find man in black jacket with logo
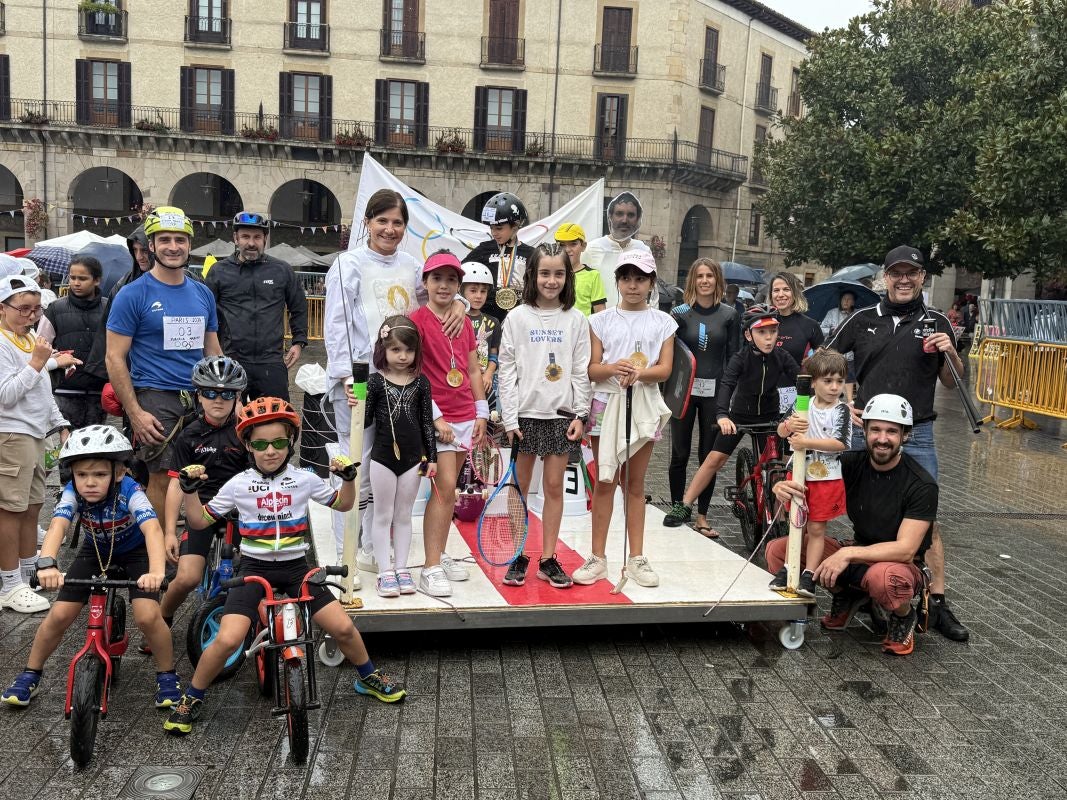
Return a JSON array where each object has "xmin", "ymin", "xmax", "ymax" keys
[{"xmin": 205, "ymin": 212, "xmax": 308, "ymax": 401}]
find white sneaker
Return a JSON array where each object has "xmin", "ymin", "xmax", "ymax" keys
[
  {"xmin": 439, "ymin": 552, "xmax": 470, "ymax": 582},
  {"xmin": 625, "ymin": 555, "xmax": 659, "ymax": 588},
  {"xmin": 357, "ymin": 547, "xmax": 378, "ymax": 574},
  {"xmin": 572, "ymin": 555, "xmax": 607, "ymax": 585},
  {"xmin": 418, "ymin": 566, "xmax": 452, "ymax": 597},
  {"xmin": 0, "ymin": 585, "xmax": 50, "ymax": 614}
]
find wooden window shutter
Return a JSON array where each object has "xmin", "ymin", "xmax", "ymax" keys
[
  {"xmin": 117, "ymin": 61, "xmax": 132, "ymax": 128},
  {"xmin": 615, "ymin": 95, "xmax": 628, "ymax": 161},
  {"xmin": 473, "ymin": 86, "xmax": 488, "ymax": 151},
  {"xmin": 318, "ymin": 74, "xmax": 333, "ymax": 141},
  {"xmin": 179, "ymin": 67, "xmax": 195, "ymax": 132},
  {"xmin": 75, "ymin": 59, "xmax": 91, "ymax": 125},
  {"xmin": 0, "ymin": 55, "xmax": 10, "ymax": 123},
  {"xmin": 511, "ymin": 88, "xmax": 527, "ymax": 154},
  {"xmin": 221, "ymin": 69, "xmax": 236, "ymax": 135},
  {"xmin": 594, "ymin": 93, "xmax": 607, "ymax": 160},
  {"xmin": 279, "ymin": 72, "xmax": 294, "ymax": 138},
  {"xmin": 374, "ymin": 78, "xmax": 388, "ymax": 143},
  {"xmin": 414, "ymin": 80, "xmax": 429, "ymax": 148}
]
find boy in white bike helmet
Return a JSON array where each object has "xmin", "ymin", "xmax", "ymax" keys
[
  {"xmin": 1, "ymin": 425, "xmax": 181, "ymax": 709},
  {"xmin": 461, "ymin": 260, "xmax": 500, "ymax": 410}
]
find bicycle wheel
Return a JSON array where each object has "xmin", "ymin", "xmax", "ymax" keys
[
  {"xmin": 256, "ymin": 648, "xmax": 277, "ymax": 698},
  {"xmin": 763, "ymin": 467, "xmax": 789, "ymax": 543},
  {"xmin": 69, "ymin": 657, "xmax": 105, "ymax": 768},
  {"xmin": 186, "ymin": 595, "xmax": 249, "ymax": 682},
  {"xmin": 733, "ymin": 447, "xmax": 758, "ymax": 552},
  {"xmin": 199, "ymin": 533, "xmax": 221, "ymax": 596},
  {"xmin": 284, "ymin": 660, "xmax": 309, "ymax": 764}
]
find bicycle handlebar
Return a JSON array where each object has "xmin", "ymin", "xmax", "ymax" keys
[
  {"xmin": 220, "ymin": 564, "xmax": 348, "ymax": 592},
  {"xmin": 31, "ymin": 574, "xmax": 170, "ymax": 591},
  {"xmin": 734, "ymin": 423, "xmax": 781, "ymax": 435}
]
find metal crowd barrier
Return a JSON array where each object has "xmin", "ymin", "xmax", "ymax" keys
[
  {"xmin": 284, "ymin": 296, "xmax": 325, "ymax": 341},
  {"xmin": 969, "ymin": 299, "xmax": 1067, "ymax": 447}
]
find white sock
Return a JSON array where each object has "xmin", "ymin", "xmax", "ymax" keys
[
  {"xmin": 1, "ymin": 568, "xmax": 22, "ymax": 593},
  {"xmin": 20, "ymin": 557, "xmax": 37, "ymax": 584}
]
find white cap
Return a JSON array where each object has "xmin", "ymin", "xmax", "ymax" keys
[
  {"xmin": 862, "ymin": 394, "xmax": 913, "ymax": 426},
  {"xmin": 0, "ymin": 274, "xmax": 41, "ymax": 305}
]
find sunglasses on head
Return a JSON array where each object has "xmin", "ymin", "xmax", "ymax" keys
[
  {"xmin": 200, "ymin": 389, "xmax": 237, "ymax": 401},
  {"xmin": 248, "ymin": 437, "xmax": 290, "ymax": 452}
]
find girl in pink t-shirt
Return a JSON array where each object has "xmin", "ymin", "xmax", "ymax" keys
[{"xmin": 410, "ymin": 251, "xmax": 488, "ymax": 598}]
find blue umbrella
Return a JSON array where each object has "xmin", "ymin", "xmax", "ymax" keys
[
  {"xmin": 828, "ymin": 263, "xmax": 879, "ymax": 283},
  {"xmin": 26, "ymin": 245, "xmax": 75, "ymax": 283},
  {"xmin": 804, "ymin": 280, "xmax": 880, "ymax": 324},
  {"xmin": 720, "ymin": 261, "xmax": 764, "ymax": 285}
]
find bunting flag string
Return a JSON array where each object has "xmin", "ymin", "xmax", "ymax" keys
[{"xmin": 55, "ymin": 213, "xmax": 343, "ymax": 234}]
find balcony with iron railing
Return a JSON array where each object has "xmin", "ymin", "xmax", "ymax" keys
[
  {"xmin": 379, "ymin": 29, "xmax": 425, "ymax": 63},
  {"xmin": 699, "ymin": 59, "xmax": 726, "ymax": 94},
  {"xmin": 0, "ymin": 98, "xmax": 749, "ymax": 189},
  {"xmin": 593, "ymin": 44, "xmax": 638, "ymax": 76},
  {"xmin": 786, "ymin": 91, "xmax": 803, "ymax": 118},
  {"xmin": 480, "ymin": 36, "xmax": 525, "ymax": 69},
  {"xmin": 78, "ymin": 7, "xmax": 127, "ymax": 41},
  {"xmin": 284, "ymin": 21, "xmax": 329, "ymax": 53},
  {"xmin": 184, "ymin": 15, "xmax": 231, "ymax": 46},
  {"xmin": 754, "ymin": 82, "xmax": 778, "ymax": 115}
]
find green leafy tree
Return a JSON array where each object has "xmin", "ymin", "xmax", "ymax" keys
[{"xmin": 758, "ymin": 0, "xmax": 1007, "ymax": 275}]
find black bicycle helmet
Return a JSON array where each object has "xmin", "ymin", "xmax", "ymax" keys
[
  {"xmin": 192, "ymin": 356, "xmax": 248, "ymax": 392},
  {"xmin": 741, "ymin": 304, "xmax": 780, "ymax": 332},
  {"xmin": 481, "ymin": 192, "xmax": 528, "ymax": 226}
]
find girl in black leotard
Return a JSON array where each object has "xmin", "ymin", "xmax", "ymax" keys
[
  {"xmin": 364, "ymin": 316, "xmax": 437, "ymax": 598},
  {"xmin": 666, "ymin": 259, "xmax": 739, "ymax": 537}
]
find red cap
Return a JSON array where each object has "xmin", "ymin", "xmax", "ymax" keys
[{"xmin": 423, "ymin": 251, "xmax": 463, "ymax": 276}]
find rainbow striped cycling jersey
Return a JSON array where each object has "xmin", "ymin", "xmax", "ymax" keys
[{"xmin": 204, "ymin": 464, "xmax": 343, "ymax": 561}]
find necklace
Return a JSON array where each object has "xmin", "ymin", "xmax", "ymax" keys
[
  {"xmin": 88, "ymin": 490, "xmax": 122, "ymax": 574},
  {"xmin": 496, "ymin": 242, "xmax": 519, "ymax": 310},
  {"xmin": 0, "ymin": 327, "xmax": 33, "ymax": 353},
  {"xmin": 532, "ymin": 304, "xmax": 565, "ymax": 382},
  {"xmin": 383, "ymin": 376, "xmax": 413, "ymax": 461},
  {"xmin": 430, "ymin": 306, "xmax": 465, "ymax": 387}
]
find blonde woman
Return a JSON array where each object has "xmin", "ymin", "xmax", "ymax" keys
[{"xmin": 766, "ymin": 271, "xmax": 824, "ymax": 411}]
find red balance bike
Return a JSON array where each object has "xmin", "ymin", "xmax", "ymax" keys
[
  {"xmin": 33, "ymin": 568, "xmax": 168, "ymax": 768},
  {"xmin": 221, "ymin": 564, "xmax": 348, "ymax": 764},
  {"xmin": 725, "ymin": 423, "xmax": 789, "ymax": 553}
]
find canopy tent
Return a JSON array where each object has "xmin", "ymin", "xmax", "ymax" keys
[
  {"xmin": 264, "ymin": 242, "xmax": 324, "ymax": 268},
  {"xmin": 190, "ymin": 239, "xmax": 236, "ymax": 259},
  {"xmin": 33, "ymin": 230, "xmax": 127, "ymax": 250},
  {"xmin": 294, "ymin": 245, "xmax": 335, "ymax": 268}
]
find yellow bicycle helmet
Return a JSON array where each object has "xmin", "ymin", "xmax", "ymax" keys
[{"xmin": 143, "ymin": 206, "xmax": 194, "ymax": 237}]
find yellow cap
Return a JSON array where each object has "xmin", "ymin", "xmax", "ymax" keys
[{"xmin": 554, "ymin": 222, "xmax": 586, "ymax": 243}]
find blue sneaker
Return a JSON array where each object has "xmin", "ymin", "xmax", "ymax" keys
[
  {"xmin": 2, "ymin": 670, "xmax": 41, "ymax": 707},
  {"xmin": 154, "ymin": 672, "xmax": 183, "ymax": 708},
  {"xmin": 354, "ymin": 670, "xmax": 407, "ymax": 703}
]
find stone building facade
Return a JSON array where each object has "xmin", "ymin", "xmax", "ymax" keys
[{"xmin": 0, "ymin": 0, "xmax": 815, "ymax": 283}]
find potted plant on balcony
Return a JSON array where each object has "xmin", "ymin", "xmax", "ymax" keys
[
  {"xmin": 524, "ymin": 136, "xmax": 547, "ymax": 158},
  {"xmin": 18, "ymin": 110, "xmax": 49, "ymax": 125},
  {"xmin": 79, "ymin": 1, "xmax": 119, "ymax": 28},
  {"xmin": 23, "ymin": 198, "xmax": 48, "ymax": 240},
  {"xmin": 240, "ymin": 125, "xmax": 280, "ymax": 142},
  {"xmin": 335, "ymin": 125, "xmax": 372, "ymax": 149},
  {"xmin": 435, "ymin": 128, "xmax": 466, "ymax": 154},
  {"xmin": 135, "ymin": 115, "xmax": 169, "ymax": 134}
]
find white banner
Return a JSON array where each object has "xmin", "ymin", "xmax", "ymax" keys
[{"xmin": 349, "ymin": 153, "xmax": 604, "ymax": 260}]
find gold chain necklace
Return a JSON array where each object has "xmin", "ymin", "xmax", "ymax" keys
[
  {"xmin": 383, "ymin": 374, "xmax": 413, "ymax": 461},
  {"xmin": 87, "ymin": 490, "xmax": 122, "ymax": 574},
  {"xmin": 0, "ymin": 326, "xmax": 33, "ymax": 353}
]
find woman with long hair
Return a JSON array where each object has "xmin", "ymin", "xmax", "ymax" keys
[{"xmin": 766, "ymin": 271, "xmax": 824, "ymax": 410}]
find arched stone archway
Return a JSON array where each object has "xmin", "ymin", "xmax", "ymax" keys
[
  {"xmin": 0, "ymin": 164, "xmax": 25, "ymax": 249},
  {"xmin": 677, "ymin": 205, "xmax": 714, "ymax": 285},
  {"xmin": 269, "ymin": 179, "xmax": 342, "ymax": 250},
  {"xmin": 169, "ymin": 172, "xmax": 245, "ymax": 247},
  {"xmin": 460, "ymin": 190, "xmax": 502, "ymax": 223},
  {"xmin": 69, "ymin": 167, "xmax": 143, "ymax": 236}
]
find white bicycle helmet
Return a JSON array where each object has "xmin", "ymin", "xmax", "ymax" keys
[
  {"xmin": 58, "ymin": 425, "xmax": 134, "ymax": 467},
  {"xmin": 461, "ymin": 262, "xmax": 494, "ymax": 286},
  {"xmin": 861, "ymin": 394, "xmax": 913, "ymax": 426}
]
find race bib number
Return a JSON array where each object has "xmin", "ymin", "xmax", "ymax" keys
[
  {"xmin": 163, "ymin": 316, "xmax": 206, "ymax": 351},
  {"xmin": 778, "ymin": 386, "xmax": 797, "ymax": 415},
  {"xmin": 691, "ymin": 378, "xmax": 716, "ymax": 398}
]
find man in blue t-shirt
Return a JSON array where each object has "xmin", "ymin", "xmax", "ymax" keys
[{"xmin": 106, "ymin": 206, "xmax": 221, "ymax": 514}]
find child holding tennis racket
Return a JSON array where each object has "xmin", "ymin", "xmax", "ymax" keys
[
  {"xmin": 411, "ymin": 252, "xmax": 488, "ymax": 598},
  {"xmin": 573, "ymin": 251, "xmax": 675, "ymax": 588},
  {"xmin": 497, "ymin": 243, "xmax": 591, "ymax": 588},
  {"xmin": 363, "ymin": 317, "xmax": 437, "ymax": 598}
]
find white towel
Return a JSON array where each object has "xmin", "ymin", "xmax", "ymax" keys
[{"xmin": 596, "ymin": 383, "xmax": 671, "ymax": 481}]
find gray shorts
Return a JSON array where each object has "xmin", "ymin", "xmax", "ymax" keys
[{"xmin": 134, "ymin": 388, "xmax": 194, "ymax": 473}]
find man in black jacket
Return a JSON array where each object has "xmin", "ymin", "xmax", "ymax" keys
[{"xmin": 204, "ymin": 212, "xmax": 308, "ymax": 401}]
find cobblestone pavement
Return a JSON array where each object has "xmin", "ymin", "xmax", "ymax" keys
[{"xmin": 2, "ymin": 344, "xmax": 1066, "ymax": 799}]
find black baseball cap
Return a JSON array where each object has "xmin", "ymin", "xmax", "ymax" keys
[{"xmin": 883, "ymin": 245, "xmax": 924, "ymax": 271}]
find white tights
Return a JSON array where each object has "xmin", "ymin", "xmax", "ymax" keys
[{"xmin": 369, "ymin": 461, "xmax": 421, "ymax": 574}]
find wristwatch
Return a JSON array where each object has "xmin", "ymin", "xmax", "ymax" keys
[{"xmin": 36, "ymin": 557, "xmax": 58, "ymax": 571}]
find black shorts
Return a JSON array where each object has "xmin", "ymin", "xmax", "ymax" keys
[
  {"xmin": 179, "ymin": 517, "xmax": 237, "ymax": 559},
  {"xmin": 222, "ymin": 556, "xmax": 334, "ymax": 625},
  {"xmin": 56, "ymin": 545, "xmax": 158, "ymax": 604}
]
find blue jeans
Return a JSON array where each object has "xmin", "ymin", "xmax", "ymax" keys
[{"xmin": 850, "ymin": 420, "xmax": 937, "ymax": 481}]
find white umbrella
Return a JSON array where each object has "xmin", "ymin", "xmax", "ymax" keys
[{"xmin": 32, "ymin": 230, "xmax": 109, "ymax": 250}]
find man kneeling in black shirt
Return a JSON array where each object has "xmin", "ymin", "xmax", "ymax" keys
[{"xmin": 768, "ymin": 393, "xmax": 937, "ymax": 656}]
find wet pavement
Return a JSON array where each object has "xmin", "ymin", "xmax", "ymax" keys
[{"xmin": 2, "ymin": 343, "xmax": 1066, "ymax": 799}]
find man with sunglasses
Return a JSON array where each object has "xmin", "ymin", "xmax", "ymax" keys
[
  {"xmin": 825, "ymin": 245, "xmax": 969, "ymax": 642},
  {"xmin": 204, "ymin": 212, "xmax": 308, "ymax": 401}
]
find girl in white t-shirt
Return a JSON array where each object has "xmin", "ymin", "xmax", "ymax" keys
[
  {"xmin": 573, "ymin": 252, "xmax": 675, "ymax": 589},
  {"xmin": 497, "ymin": 244, "xmax": 591, "ymax": 590}
]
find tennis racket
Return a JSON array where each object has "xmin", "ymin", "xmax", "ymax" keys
[
  {"xmin": 476, "ymin": 439, "xmax": 528, "ymax": 566},
  {"xmin": 468, "ymin": 439, "xmax": 502, "ymax": 486}
]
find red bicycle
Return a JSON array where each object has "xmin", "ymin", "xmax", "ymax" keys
[
  {"xmin": 33, "ymin": 569, "xmax": 167, "ymax": 768},
  {"xmin": 222, "ymin": 564, "xmax": 348, "ymax": 764},
  {"xmin": 725, "ymin": 423, "xmax": 789, "ymax": 553}
]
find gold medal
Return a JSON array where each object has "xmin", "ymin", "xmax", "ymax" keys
[
  {"xmin": 496, "ymin": 287, "xmax": 518, "ymax": 310},
  {"xmin": 628, "ymin": 351, "xmax": 649, "ymax": 370},
  {"xmin": 393, "ymin": 441, "xmax": 402, "ymax": 461},
  {"xmin": 446, "ymin": 368, "xmax": 465, "ymax": 387},
  {"xmin": 808, "ymin": 460, "xmax": 828, "ymax": 479},
  {"xmin": 545, "ymin": 353, "xmax": 562, "ymax": 382}
]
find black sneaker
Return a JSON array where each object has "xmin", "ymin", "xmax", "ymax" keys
[
  {"xmin": 503, "ymin": 554, "xmax": 530, "ymax": 587},
  {"xmin": 536, "ymin": 556, "xmax": 573, "ymax": 589},
  {"xmin": 663, "ymin": 502, "xmax": 692, "ymax": 528},
  {"xmin": 768, "ymin": 567, "xmax": 788, "ymax": 591},
  {"xmin": 163, "ymin": 695, "xmax": 203, "ymax": 735},
  {"xmin": 821, "ymin": 588, "xmax": 865, "ymax": 630},
  {"xmin": 930, "ymin": 597, "xmax": 969, "ymax": 642},
  {"xmin": 797, "ymin": 570, "xmax": 817, "ymax": 599}
]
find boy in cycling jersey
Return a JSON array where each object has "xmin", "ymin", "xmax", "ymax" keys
[
  {"xmin": 153, "ymin": 356, "xmax": 250, "ymax": 650},
  {"xmin": 164, "ymin": 397, "xmax": 405, "ymax": 735},
  {"xmin": 1, "ymin": 426, "xmax": 181, "ymax": 709}
]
